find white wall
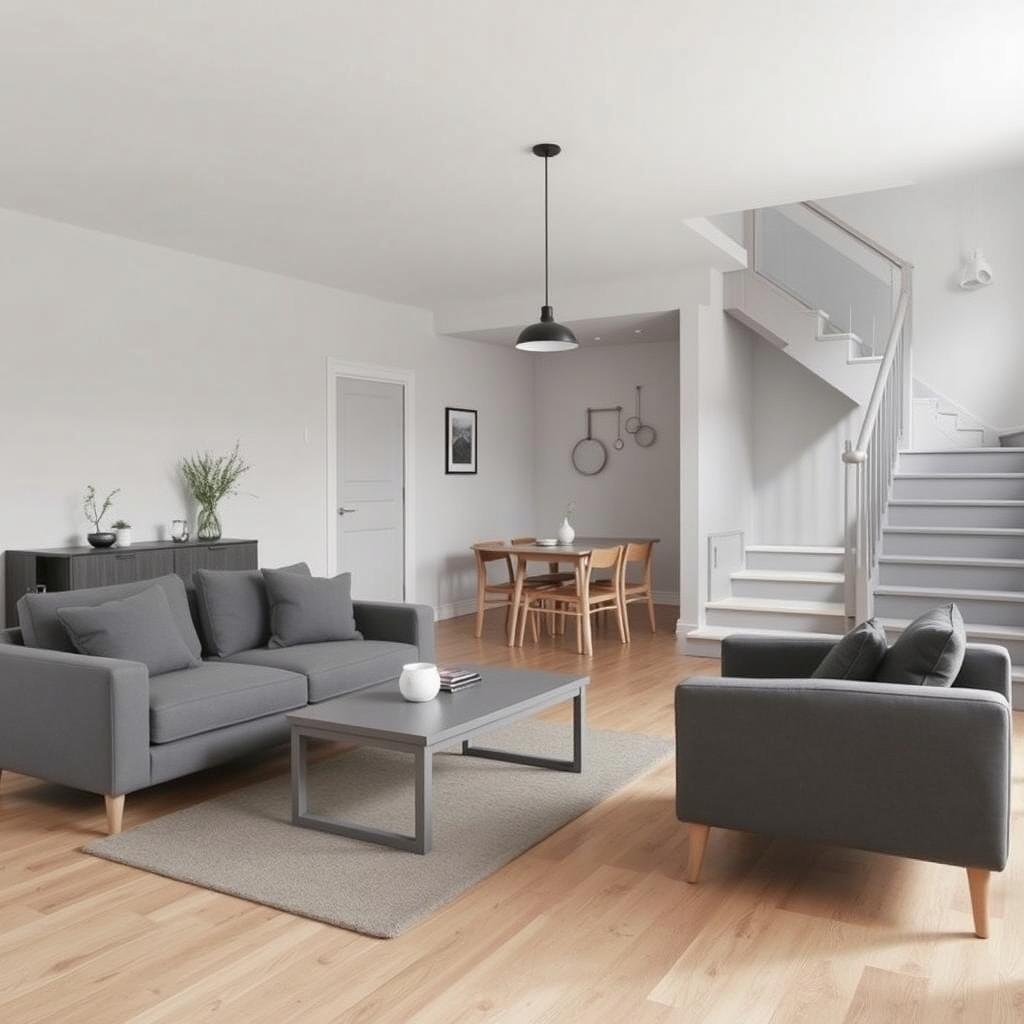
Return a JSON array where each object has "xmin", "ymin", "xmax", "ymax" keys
[
  {"xmin": 823, "ymin": 168, "xmax": 1024, "ymax": 429},
  {"xmin": 531, "ymin": 340, "xmax": 680, "ymax": 600},
  {"xmin": 749, "ymin": 336, "xmax": 858, "ymax": 547},
  {"xmin": 679, "ymin": 269, "xmax": 756, "ymax": 632},
  {"xmin": 0, "ymin": 208, "xmax": 535, "ymax": 625}
]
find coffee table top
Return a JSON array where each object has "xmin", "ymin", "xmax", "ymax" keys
[{"xmin": 287, "ymin": 665, "xmax": 588, "ymax": 747}]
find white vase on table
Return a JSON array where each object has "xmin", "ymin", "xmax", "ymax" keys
[
  {"xmin": 557, "ymin": 517, "xmax": 575, "ymax": 545},
  {"xmin": 399, "ymin": 662, "xmax": 441, "ymax": 702}
]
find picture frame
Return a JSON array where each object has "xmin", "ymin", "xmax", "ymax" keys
[{"xmin": 445, "ymin": 407, "xmax": 478, "ymax": 474}]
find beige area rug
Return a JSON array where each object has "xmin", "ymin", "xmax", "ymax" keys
[{"xmin": 86, "ymin": 722, "xmax": 672, "ymax": 937}]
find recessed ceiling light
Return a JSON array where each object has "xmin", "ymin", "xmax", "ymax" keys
[
  {"xmin": 593, "ymin": 336, "xmax": 601, "ymax": 341},
  {"xmin": 634, "ymin": 329, "xmax": 642, "ymax": 334}
]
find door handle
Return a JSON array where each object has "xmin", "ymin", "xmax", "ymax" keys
[{"xmin": 338, "ymin": 507, "xmax": 357, "ymax": 516}]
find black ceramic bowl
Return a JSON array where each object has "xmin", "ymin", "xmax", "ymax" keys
[{"xmin": 87, "ymin": 532, "xmax": 117, "ymax": 549}]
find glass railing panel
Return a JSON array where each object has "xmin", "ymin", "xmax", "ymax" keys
[{"xmin": 753, "ymin": 204, "xmax": 897, "ymax": 355}]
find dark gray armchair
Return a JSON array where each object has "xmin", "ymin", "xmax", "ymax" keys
[{"xmin": 676, "ymin": 635, "xmax": 1012, "ymax": 938}]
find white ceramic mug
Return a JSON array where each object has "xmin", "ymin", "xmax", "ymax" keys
[{"xmin": 399, "ymin": 662, "xmax": 441, "ymax": 702}]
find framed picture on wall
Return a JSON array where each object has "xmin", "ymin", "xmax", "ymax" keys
[{"xmin": 445, "ymin": 407, "xmax": 478, "ymax": 474}]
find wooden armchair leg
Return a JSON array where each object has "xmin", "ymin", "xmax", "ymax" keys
[
  {"xmin": 105, "ymin": 794, "xmax": 125, "ymax": 835},
  {"xmin": 687, "ymin": 823, "xmax": 710, "ymax": 884},
  {"xmin": 966, "ymin": 867, "xmax": 991, "ymax": 938}
]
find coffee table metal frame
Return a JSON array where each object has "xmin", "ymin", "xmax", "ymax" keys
[{"xmin": 289, "ymin": 678, "xmax": 586, "ymax": 855}]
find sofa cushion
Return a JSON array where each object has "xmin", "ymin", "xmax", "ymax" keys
[
  {"xmin": 811, "ymin": 618, "xmax": 888, "ymax": 681},
  {"xmin": 18, "ymin": 573, "xmax": 202, "ymax": 660},
  {"xmin": 194, "ymin": 562, "xmax": 311, "ymax": 658},
  {"xmin": 875, "ymin": 603, "xmax": 966, "ymax": 687},
  {"xmin": 57, "ymin": 584, "xmax": 200, "ymax": 677},
  {"xmin": 149, "ymin": 661, "xmax": 308, "ymax": 744},
  {"xmin": 225, "ymin": 640, "xmax": 416, "ymax": 702},
  {"xmin": 263, "ymin": 570, "xmax": 361, "ymax": 648}
]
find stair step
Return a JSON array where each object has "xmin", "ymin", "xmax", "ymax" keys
[
  {"xmin": 744, "ymin": 545, "xmax": 845, "ymax": 573},
  {"xmin": 893, "ymin": 473, "xmax": 1024, "ymax": 500},
  {"xmin": 899, "ymin": 448, "xmax": 1024, "ymax": 473},
  {"xmin": 878, "ymin": 554, "xmax": 1024, "ymax": 592},
  {"xmin": 874, "ymin": 584, "xmax": 1024, "ymax": 628},
  {"xmin": 730, "ymin": 569, "xmax": 844, "ymax": 604},
  {"xmin": 731, "ymin": 570, "xmax": 844, "ymax": 583},
  {"xmin": 705, "ymin": 596, "xmax": 846, "ymax": 634},
  {"xmin": 887, "ymin": 499, "xmax": 1024, "ymax": 528},
  {"xmin": 882, "ymin": 525, "xmax": 1024, "ymax": 558},
  {"xmin": 683, "ymin": 624, "xmax": 844, "ymax": 659}
]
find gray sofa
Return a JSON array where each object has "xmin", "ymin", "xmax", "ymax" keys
[
  {"xmin": 676, "ymin": 634, "xmax": 1012, "ymax": 938},
  {"xmin": 0, "ymin": 573, "xmax": 434, "ymax": 834}
]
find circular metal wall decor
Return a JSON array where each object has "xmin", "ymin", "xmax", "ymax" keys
[
  {"xmin": 571, "ymin": 409, "xmax": 608, "ymax": 475},
  {"xmin": 628, "ymin": 385, "xmax": 657, "ymax": 447}
]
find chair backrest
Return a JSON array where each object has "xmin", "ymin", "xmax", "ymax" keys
[
  {"xmin": 582, "ymin": 545, "xmax": 625, "ymax": 594},
  {"xmin": 624, "ymin": 541, "xmax": 654, "ymax": 584},
  {"xmin": 472, "ymin": 542, "xmax": 514, "ymax": 583},
  {"xmin": 510, "ymin": 536, "xmax": 535, "ymax": 544}
]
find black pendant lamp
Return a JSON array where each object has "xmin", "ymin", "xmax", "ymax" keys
[{"xmin": 516, "ymin": 143, "xmax": 578, "ymax": 352}]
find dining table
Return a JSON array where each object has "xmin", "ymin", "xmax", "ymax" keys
[{"xmin": 473, "ymin": 536, "xmax": 659, "ymax": 647}]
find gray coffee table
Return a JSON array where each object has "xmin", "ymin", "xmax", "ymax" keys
[{"xmin": 287, "ymin": 666, "xmax": 588, "ymax": 854}]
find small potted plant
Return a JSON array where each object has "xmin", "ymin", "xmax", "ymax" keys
[
  {"xmin": 111, "ymin": 519, "xmax": 132, "ymax": 548},
  {"xmin": 83, "ymin": 486, "xmax": 121, "ymax": 548},
  {"xmin": 180, "ymin": 442, "xmax": 252, "ymax": 541}
]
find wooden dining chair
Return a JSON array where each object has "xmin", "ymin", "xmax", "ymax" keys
[
  {"xmin": 472, "ymin": 542, "xmax": 552, "ymax": 641},
  {"xmin": 517, "ymin": 546, "xmax": 626, "ymax": 656},
  {"xmin": 510, "ymin": 538, "xmax": 575, "ymax": 586},
  {"xmin": 591, "ymin": 541, "xmax": 656, "ymax": 641}
]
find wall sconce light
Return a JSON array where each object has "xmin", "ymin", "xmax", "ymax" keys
[{"xmin": 959, "ymin": 249, "xmax": 993, "ymax": 290}]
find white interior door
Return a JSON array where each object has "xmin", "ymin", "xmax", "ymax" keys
[{"xmin": 336, "ymin": 376, "xmax": 405, "ymax": 601}]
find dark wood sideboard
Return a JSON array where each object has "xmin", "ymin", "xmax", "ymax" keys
[{"xmin": 3, "ymin": 539, "xmax": 258, "ymax": 628}]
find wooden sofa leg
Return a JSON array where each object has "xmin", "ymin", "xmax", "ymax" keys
[
  {"xmin": 105, "ymin": 794, "xmax": 125, "ymax": 835},
  {"xmin": 687, "ymin": 824, "xmax": 711, "ymax": 884},
  {"xmin": 966, "ymin": 867, "xmax": 991, "ymax": 938}
]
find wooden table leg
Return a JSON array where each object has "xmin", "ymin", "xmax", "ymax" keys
[{"xmin": 507, "ymin": 556, "xmax": 526, "ymax": 647}]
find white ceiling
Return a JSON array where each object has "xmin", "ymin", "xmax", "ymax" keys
[
  {"xmin": 454, "ymin": 311, "xmax": 680, "ymax": 349},
  {"xmin": 1, "ymin": 2, "xmax": 1022, "ymax": 310}
]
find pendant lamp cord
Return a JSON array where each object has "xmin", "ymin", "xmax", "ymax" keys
[{"xmin": 543, "ymin": 152, "xmax": 549, "ymax": 307}]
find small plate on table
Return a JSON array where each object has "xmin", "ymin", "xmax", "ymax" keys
[{"xmin": 534, "ymin": 538, "xmax": 559, "ymax": 547}]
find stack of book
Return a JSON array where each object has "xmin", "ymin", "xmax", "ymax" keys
[{"xmin": 439, "ymin": 667, "xmax": 482, "ymax": 692}]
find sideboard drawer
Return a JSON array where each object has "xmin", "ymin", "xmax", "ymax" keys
[
  {"xmin": 70, "ymin": 549, "xmax": 175, "ymax": 590},
  {"xmin": 173, "ymin": 542, "xmax": 258, "ymax": 586}
]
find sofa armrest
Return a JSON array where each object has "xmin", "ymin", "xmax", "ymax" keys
[
  {"xmin": 721, "ymin": 635, "xmax": 836, "ymax": 678},
  {"xmin": 353, "ymin": 601, "xmax": 436, "ymax": 663},
  {"xmin": 0, "ymin": 645, "xmax": 151, "ymax": 796},
  {"xmin": 675, "ymin": 676, "xmax": 1010, "ymax": 870}
]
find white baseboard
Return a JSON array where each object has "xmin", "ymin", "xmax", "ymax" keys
[
  {"xmin": 676, "ymin": 619, "xmax": 697, "ymax": 639},
  {"xmin": 436, "ymin": 592, "xmax": 681, "ymax": 623}
]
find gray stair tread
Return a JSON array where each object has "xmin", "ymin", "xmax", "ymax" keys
[
  {"xmin": 745, "ymin": 544, "xmax": 844, "ymax": 555},
  {"xmin": 900, "ymin": 447, "xmax": 1024, "ymax": 454},
  {"xmin": 731, "ymin": 570, "xmax": 844, "ymax": 584},
  {"xmin": 706, "ymin": 597, "xmax": 846, "ymax": 615},
  {"xmin": 895, "ymin": 473, "xmax": 1024, "ymax": 480},
  {"xmin": 878, "ymin": 617, "xmax": 1024, "ymax": 642},
  {"xmin": 888, "ymin": 498, "xmax": 1024, "ymax": 507},
  {"xmin": 687, "ymin": 625, "xmax": 844, "ymax": 641},
  {"xmin": 875, "ymin": 584, "xmax": 1024, "ymax": 603},
  {"xmin": 879, "ymin": 555, "xmax": 1024, "ymax": 568},
  {"xmin": 883, "ymin": 526, "xmax": 1024, "ymax": 536}
]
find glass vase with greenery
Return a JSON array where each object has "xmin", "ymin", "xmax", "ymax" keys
[{"xmin": 180, "ymin": 443, "xmax": 251, "ymax": 541}]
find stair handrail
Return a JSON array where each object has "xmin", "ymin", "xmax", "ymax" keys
[{"xmin": 842, "ymin": 275, "xmax": 913, "ymax": 623}]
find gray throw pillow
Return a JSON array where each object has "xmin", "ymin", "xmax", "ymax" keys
[
  {"xmin": 57, "ymin": 584, "xmax": 200, "ymax": 677},
  {"xmin": 874, "ymin": 603, "xmax": 966, "ymax": 687},
  {"xmin": 195, "ymin": 562, "xmax": 311, "ymax": 657},
  {"xmin": 263, "ymin": 569, "xmax": 361, "ymax": 648},
  {"xmin": 811, "ymin": 617, "xmax": 889, "ymax": 680}
]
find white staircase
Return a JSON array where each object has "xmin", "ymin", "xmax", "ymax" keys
[
  {"xmin": 724, "ymin": 270, "xmax": 880, "ymax": 405},
  {"xmin": 877, "ymin": 448, "xmax": 1024, "ymax": 704},
  {"xmin": 685, "ymin": 545, "xmax": 847, "ymax": 657}
]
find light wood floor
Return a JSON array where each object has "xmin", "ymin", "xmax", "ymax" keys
[{"xmin": 1, "ymin": 606, "xmax": 1021, "ymax": 1023}]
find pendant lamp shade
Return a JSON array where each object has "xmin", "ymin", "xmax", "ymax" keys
[{"xmin": 517, "ymin": 143, "xmax": 578, "ymax": 352}]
